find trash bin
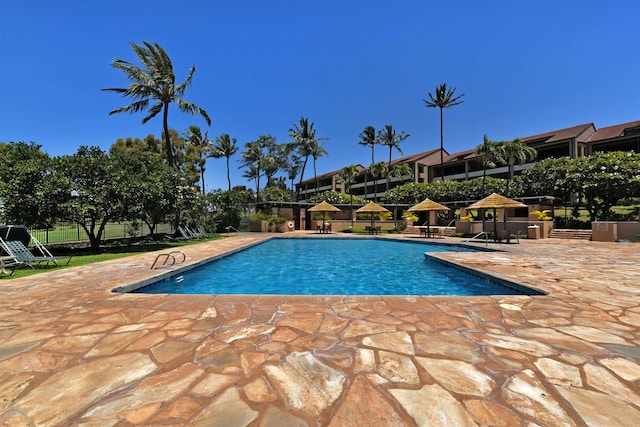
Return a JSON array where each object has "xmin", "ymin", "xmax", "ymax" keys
[{"xmin": 527, "ymin": 225, "xmax": 540, "ymax": 240}]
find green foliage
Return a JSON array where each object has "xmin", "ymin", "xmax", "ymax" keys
[
  {"xmin": 0, "ymin": 142, "xmax": 57, "ymax": 227},
  {"xmin": 207, "ymin": 188, "xmax": 254, "ymax": 232},
  {"xmin": 103, "ymin": 41, "xmax": 211, "ymax": 168},
  {"xmin": 261, "ymin": 186, "xmax": 293, "ymax": 202},
  {"xmin": 310, "ymin": 190, "xmax": 367, "ymax": 205}
]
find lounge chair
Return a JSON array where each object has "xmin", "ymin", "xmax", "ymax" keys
[
  {"xmin": 0, "ymin": 239, "xmax": 71, "ymax": 268},
  {"xmin": 0, "ymin": 255, "xmax": 22, "ymax": 276}
]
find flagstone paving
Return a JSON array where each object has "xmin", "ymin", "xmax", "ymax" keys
[{"xmin": 0, "ymin": 233, "xmax": 638, "ymax": 426}]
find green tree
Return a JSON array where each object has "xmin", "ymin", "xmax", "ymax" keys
[
  {"xmin": 103, "ymin": 41, "xmax": 211, "ymax": 168},
  {"xmin": 289, "ymin": 117, "xmax": 327, "ymax": 200},
  {"xmin": 378, "ymin": 125, "xmax": 409, "ymax": 191},
  {"xmin": 184, "ymin": 125, "xmax": 213, "ymax": 194},
  {"xmin": 53, "ymin": 146, "xmax": 125, "ymax": 252},
  {"xmin": 310, "ymin": 142, "xmax": 328, "ymax": 193},
  {"xmin": 0, "ymin": 142, "xmax": 56, "ymax": 227},
  {"xmin": 474, "ymin": 135, "xmax": 501, "ymax": 196},
  {"xmin": 337, "ymin": 165, "xmax": 360, "ymax": 227},
  {"xmin": 424, "ymin": 83, "xmax": 464, "ymax": 181},
  {"xmin": 239, "ymin": 136, "xmax": 277, "ymax": 201},
  {"xmin": 389, "ymin": 163, "xmax": 414, "ymax": 229},
  {"xmin": 211, "ymin": 133, "xmax": 239, "ymax": 191},
  {"xmin": 368, "ymin": 161, "xmax": 388, "ymax": 202},
  {"xmin": 358, "ymin": 125, "xmax": 378, "ymax": 199},
  {"xmin": 111, "ymin": 149, "xmax": 183, "ymax": 235},
  {"xmin": 496, "ymin": 138, "xmax": 537, "ymax": 194},
  {"xmin": 561, "ymin": 151, "xmax": 640, "ymax": 221}
]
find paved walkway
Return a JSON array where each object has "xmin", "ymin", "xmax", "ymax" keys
[{"xmin": 1, "ymin": 233, "xmax": 639, "ymax": 426}]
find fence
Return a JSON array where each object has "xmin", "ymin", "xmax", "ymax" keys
[{"xmin": 30, "ymin": 222, "xmax": 174, "ymax": 245}]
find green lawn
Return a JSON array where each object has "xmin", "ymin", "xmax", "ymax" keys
[{"xmin": 2, "ymin": 235, "xmax": 223, "ymax": 280}]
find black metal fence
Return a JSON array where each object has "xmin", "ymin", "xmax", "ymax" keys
[{"xmin": 30, "ymin": 222, "xmax": 173, "ymax": 245}]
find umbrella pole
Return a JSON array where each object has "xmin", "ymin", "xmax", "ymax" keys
[{"xmin": 493, "ymin": 208, "xmax": 497, "ymax": 241}]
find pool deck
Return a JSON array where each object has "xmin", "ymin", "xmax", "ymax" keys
[{"xmin": 1, "ymin": 233, "xmax": 639, "ymax": 426}]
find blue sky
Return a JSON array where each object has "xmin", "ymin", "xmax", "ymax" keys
[{"xmin": 1, "ymin": 0, "xmax": 638, "ymax": 192}]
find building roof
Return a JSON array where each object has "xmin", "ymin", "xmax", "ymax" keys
[
  {"xmin": 299, "ymin": 164, "xmax": 366, "ymax": 184},
  {"xmin": 442, "ymin": 122, "xmax": 597, "ymax": 163},
  {"xmin": 520, "ymin": 122, "xmax": 595, "ymax": 145},
  {"xmin": 585, "ymin": 120, "xmax": 640, "ymax": 142},
  {"xmin": 388, "ymin": 148, "xmax": 442, "ymax": 167}
]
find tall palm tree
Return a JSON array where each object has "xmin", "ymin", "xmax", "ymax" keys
[
  {"xmin": 289, "ymin": 117, "xmax": 327, "ymax": 200},
  {"xmin": 211, "ymin": 133, "xmax": 238, "ymax": 191},
  {"xmin": 358, "ymin": 125, "xmax": 378, "ymax": 199},
  {"xmin": 311, "ymin": 142, "xmax": 328, "ymax": 193},
  {"xmin": 474, "ymin": 135, "xmax": 499, "ymax": 197},
  {"xmin": 497, "ymin": 138, "xmax": 537, "ymax": 194},
  {"xmin": 424, "ymin": 83, "xmax": 464, "ymax": 181},
  {"xmin": 239, "ymin": 140, "xmax": 264, "ymax": 201},
  {"xmin": 103, "ymin": 41, "xmax": 211, "ymax": 168},
  {"xmin": 337, "ymin": 165, "xmax": 360, "ymax": 228},
  {"xmin": 184, "ymin": 125, "xmax": 213, "ymax": 194},
  {"xmin": 389, "ymin": 163, "xmax": 414, "ymax": 229},
  {"xmin": 368, "ymin": 161, "xmax": 388, "ymax": 202},
  {"xmin": 378, "ymin": 125, "xmax": 410, "ymax": 191}
]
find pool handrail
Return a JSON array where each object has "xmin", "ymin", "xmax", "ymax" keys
[{"xmin": 464, "ymin": 231, "xmax": 489, "ymax": 246}]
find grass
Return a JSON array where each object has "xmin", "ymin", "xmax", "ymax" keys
[{"xmin": 2, "ymin": 235, "xmax": 223, "ymax": 280}]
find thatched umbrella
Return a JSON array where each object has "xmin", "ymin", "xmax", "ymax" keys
[
  {"xmin": 356, "ymin": 201, "xmax": 390, "ymax": 234},
  {"xmin": 467, "ymin": 193, "xmax": 526, "ymax": 240},
  {"xmin": 408, "ymin": 198, "xmax": 450, "ymax": 238},
  {"xmin": 308, "ymin": 201, "xmax": 341, "ymax": 233}
]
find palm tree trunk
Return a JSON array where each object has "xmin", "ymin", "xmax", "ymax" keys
[
  {"xmin": 439, "ymin": 107, "xmax": 444, "ymax": 181},
  {"xmin": 387, "ymin": 147, "xmax": 392, "ymax": 191},
  {"xmin": 296, "ymin": 157, "xmax": 309, "ymax": 201},
  {"xmin": 163, "ymin": 102, "xmax": 174, "ymax": 168},
  {"xmin": 226, "ymin": 156, "xmax": 232, "ymax": 191},
  {"xmin": 313, "ymin": 158, "xmax": 319, "ymax": 192}
]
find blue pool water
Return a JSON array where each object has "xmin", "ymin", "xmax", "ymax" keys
[{"xmin": 133, "ymin": 238, "xmax": 538, "ymax": 296}]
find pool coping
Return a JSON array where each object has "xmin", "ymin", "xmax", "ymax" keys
[{"xmin": 1, "ymin": 233, "xmax": 639, "ymax": 425}]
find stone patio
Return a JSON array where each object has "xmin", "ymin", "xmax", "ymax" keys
[{"xmin": 0, "ymin": 233, "xmax": 638, "ymax": 426}]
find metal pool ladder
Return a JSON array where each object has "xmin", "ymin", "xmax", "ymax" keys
[
  {"xmin": 464, "ymin": 231, "xmax": 489, "ymax": 246},
  {"xmin": 150, "ymin": 251, "xmax": 186, "ymax": 269}
]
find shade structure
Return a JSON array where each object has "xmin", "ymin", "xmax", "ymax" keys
[
  {"xmin": 408, "ymin": 198, "xmax": 450, "ymax": 237},
  {"xmin": 308, "ymin": 200, "xmax": 341, "ymax": 233},
  {"xmin": 307, "ymin": 200, "xmax": 341, "ymax": 212},
  {"xmin": 356, "ymin": 201, "xmax": 390, "ymax": 232},
  {"xmin": 467, "ymin": 193, "xmax": 527, "ymax": 241}
]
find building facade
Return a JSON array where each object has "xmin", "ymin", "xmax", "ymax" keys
[{"xmin": 295, "ymin": 120, "xmax": 640, "ymax": 201}]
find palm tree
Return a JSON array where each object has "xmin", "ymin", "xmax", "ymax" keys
[
  {"xmin": 289, "ymin": 117, "xmax": 327, "ymax": 200},
  {"xmin": 389, "ymin": 163, "xmax": 414, "ymax": 229},
  {"xmin": 211, "ymin": 133, "xmax": 238, "ymax": 191},
  {"xmin": 337, "ymin": 165, "xmax": 360, "ymax": 228},
  {"xmin": 311, "ymin": 142, "xmax": 328, "ymax": 193},
  {"xmin": 474, "ymin": 135, "xmax": 499, "ymax": 197},
  {"xmin": 496, "ymin": 138, "xmax": 538, "ymax": 194},
  {"xmin": 424, "ymin": 83, "xmax": 464, "ymax": 181},
  {"xmin": 184, "ymin": 126, "xmax": 213, "ymax": 194},
  {"xmin": 368, "ymin": 161, "xmax": 388, "ymax": 202},
  {"xmin": 103, "ymin": 42, "xmax": 211, "ymax": 168},
  {"xmin": 358, "ymin": 125, "xmax": 378, "ymax": 199},
  {"xmin": 497, "ymin": 138, "xmax": 537, "ymax": 194},
  {"xmin": 239, "ymin": 140, "xmax": 264, "ymax": 201},
  {"xmin": 378, "ymin": 125, "xmax": 410, "ymax": 191}
]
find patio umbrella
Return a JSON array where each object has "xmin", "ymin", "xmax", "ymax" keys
[
  {"xmin": 467, "ymin": 193, "xmax": 526, "ymax": 240},
  {"xmin": 308, "ymin": 200, "xmax": 341, "ymax": 232},
  {"xmin": 408, "ymin": 198, "xmax": 450, "ymax": 238},
  {"xmin": 356, "ymin": 201, "xmax": 390, "ymax": 233}
]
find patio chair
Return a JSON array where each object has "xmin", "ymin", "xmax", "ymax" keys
[
  {"xmin": 0, "ymin": 239, "xmax": 71, "ymax": 268},
  {"xmin": 0, "ymin": 255, "xmax": 22, "ymax": 276}
]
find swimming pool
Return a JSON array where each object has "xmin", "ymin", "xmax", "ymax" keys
[{"xmin": 131, "ymin": 238, "xmax": 542, "ymax": 296}]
